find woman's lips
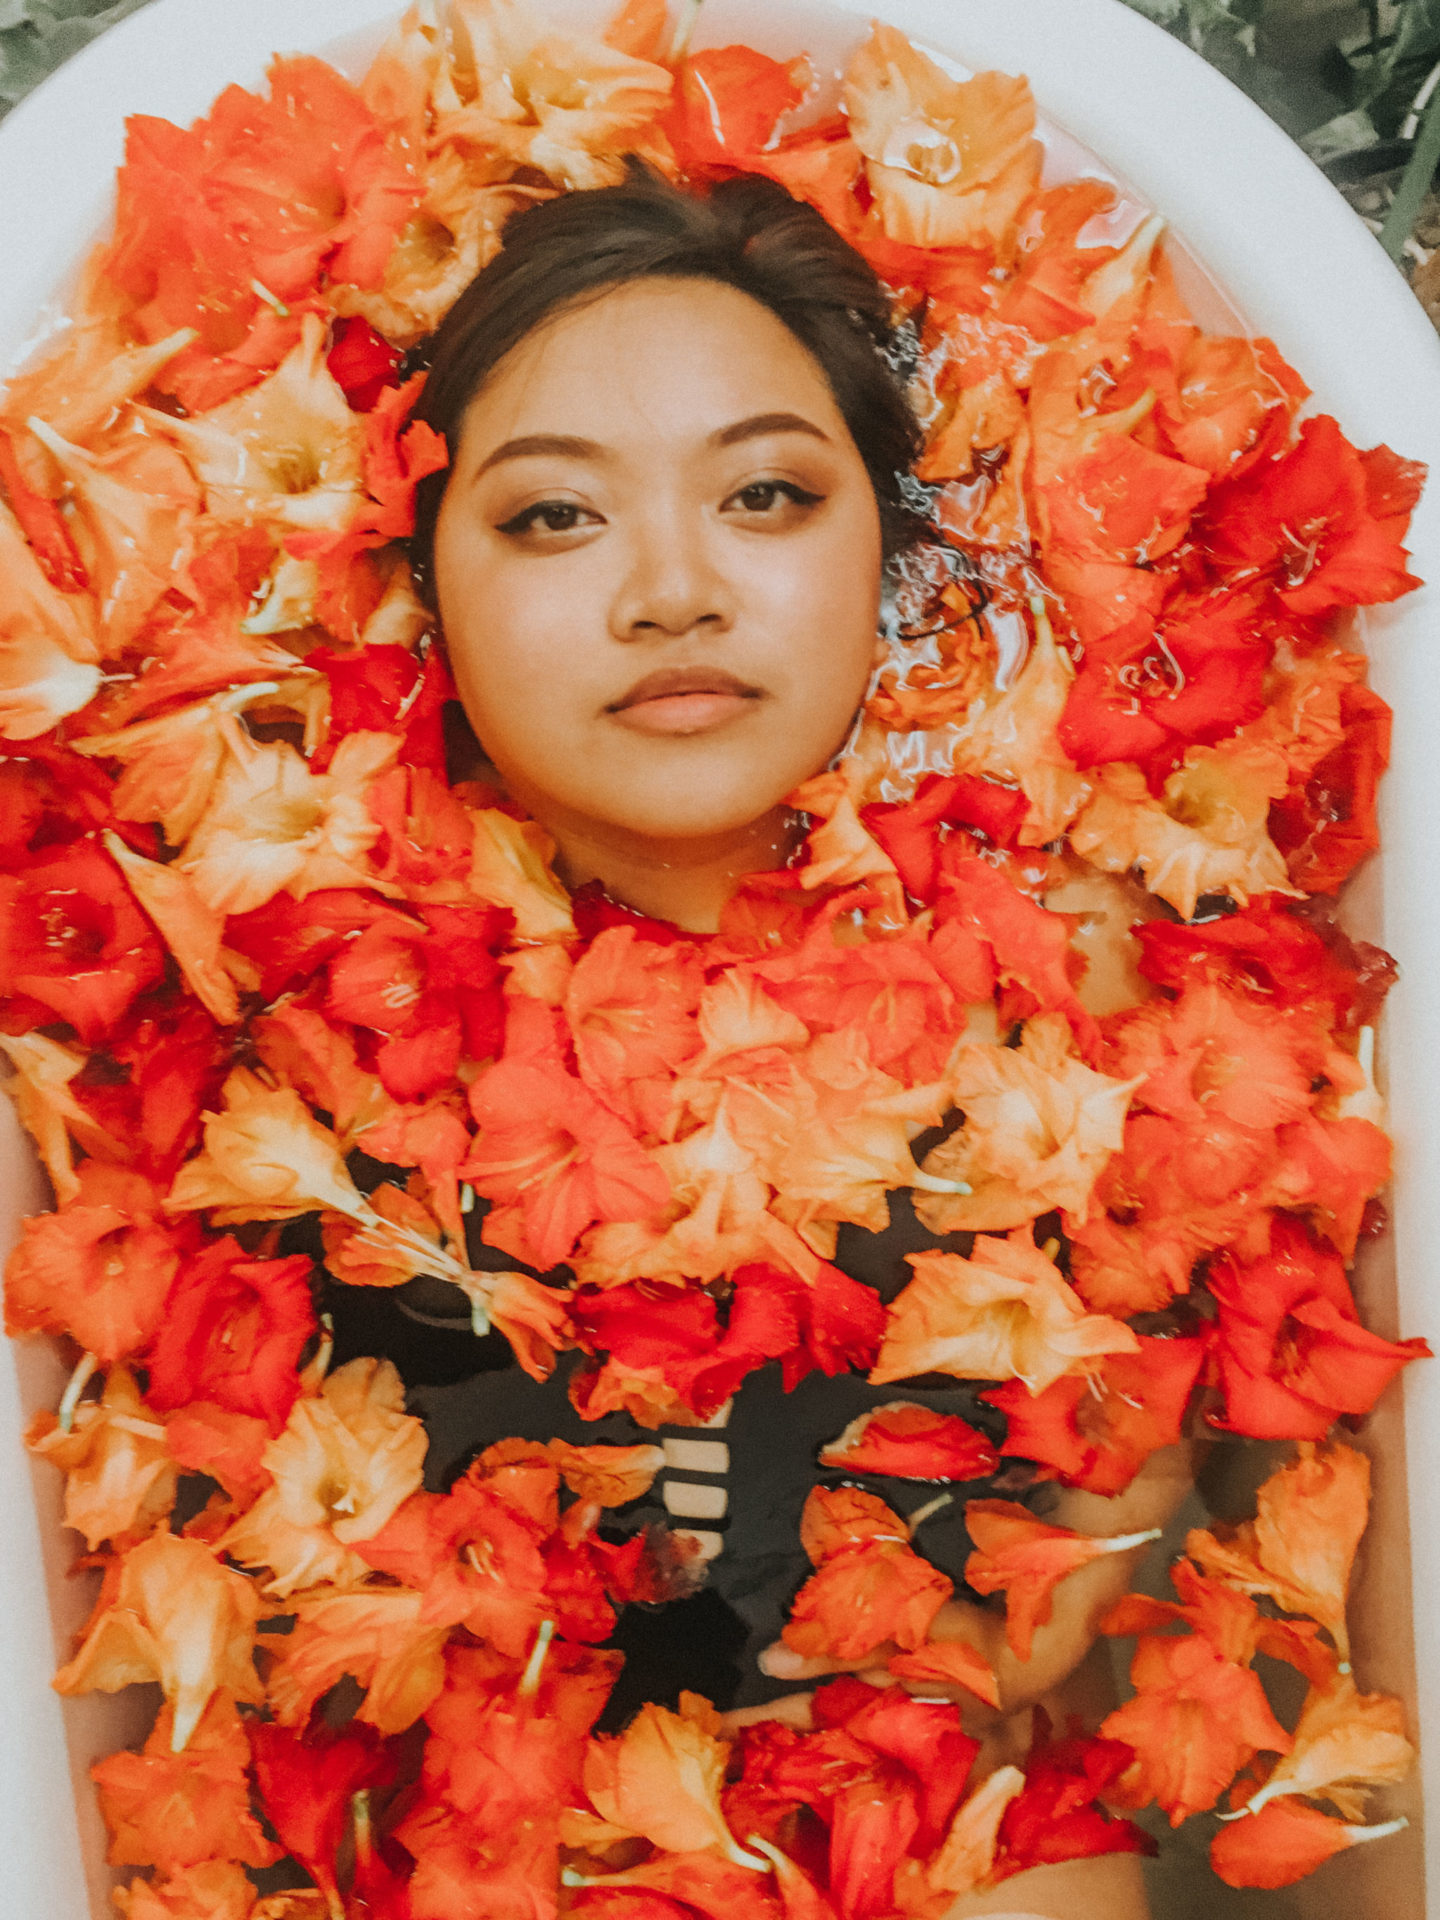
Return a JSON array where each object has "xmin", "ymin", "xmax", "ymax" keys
[{"xmin": 607, "ymin": 667, "xmax": 762, "ymax": 736}]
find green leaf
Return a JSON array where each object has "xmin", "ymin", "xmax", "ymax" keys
[
  {"xmin": 1356, "ymin": 0, "xmax": 1440, "ymax": 106},
  {"xmin": 1299, "ymin": 106, "xmax": 1384, "ymax": 166}
]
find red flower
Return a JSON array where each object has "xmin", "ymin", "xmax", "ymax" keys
[
  {"xmin": 1207, "ymin": 1217, "xmax": 1428, "ymax": 1440},
  {"xmin": 1058, "ymin": 591, "xmax": 1270, "ymax": 785},
  {"xmin": 312, "ymin": 643, "xmax": 455, "ymax": 779},
  {"xmin": 327, "ymin": 903, "xmax": 507, "ymax": 1102},
  {"xmin": 570, "ymin": 1262, "xmax": 884, "ymax": 1425},
  {"xmin": 326, "ymin": 314, "xmax": 404, "ymax": 412},
  {"xmin": 71, "ymin": 994, "xmax": 231, "ymax": 1182},
  {"xmin": 819, "ymin": 1402, "xmax": 999, "ymax": 1482},
  {"xmin": 837, "ymin": 1689, "xmax": 980, "ymax": 1853},
  {"xmin": 1199, "ymin": 415, "xmax": 1423, "ymax": 615},
  {"xmin": 0, "ymin": 840, "xmax": 166, "ymax": 1043},
  {"xmin": 224, "ymin": 887, "xmax": 412, "ymax": 1000},
  {"xmin": 985, "ymin": 1333, "xmax": 1209, "ymax": 1495},
  {"xmin": 462, "ymin": 1000, "xmax": 671, "ymax": 1271},
  {"xmin": 935, "ymin": 847, "xmax": 1099, "ymax": 1057},
  {"xmin": 1269, "ymin": 679, "xmax": 1390, "ymax": 894},
  {"xmin": 863, "ymin": 774, "xmax": 1029, "ymax": 904},
  {"xmin": 144, "ymin": 1235, "xmax": 317, "ymax": 1432},
  {"xmin": 359, "ymin": 373, "xmax": 450, "ymax": 540},
  {"xmin": 662, "ymin": 45, "xmax": 810, "ymax": 172},
  {"xmin": 1134, "ymin": 897, "xmax": 1395, "ymax": 1032},
  {"xmin": 250, "ymin": 1721, "xmax": 399, "ymax": 1911},
  {"xmin": 107, "ymin": 57, "xmax": 419, "ymax": 409},
  {"xmin": 993, "ymin": 1720, "xmax": 1156, "ymax": 1878}
]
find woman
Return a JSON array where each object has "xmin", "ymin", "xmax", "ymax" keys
[{"xmin": 322, "ymin": 167, "xmax": 1192, "ymax": 1920}]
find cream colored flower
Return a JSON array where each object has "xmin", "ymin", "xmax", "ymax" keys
[{"xmin": 221, "ymin": 1358, "xmax": 428, "ymax": 1596}]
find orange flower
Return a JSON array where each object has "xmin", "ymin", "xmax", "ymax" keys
[
  {"xmin": 93, "ymin": 1693, "xmax": 279, "ymax": 1873},
  {"xmin": 4, "ymin": 1165, "xmax": 182, "ymax": 1363},
  {"xmin": 0, "ymin": 622, "xmax": 100, "ymax": 739},
  {"xmin": 143, "ymin": 315, "xmax": 364, "ymax": 530},
  {"xmin": 1187, "ymin": 1440, "xmax": 1370, "ymax": 1662},
  {"xmin": 433, "ymin": 0, "xmax": 673, "ymax": 192},
  {"xmin": 963, "ymin": 1499, "xmax": 1161, "ymax": 1661},
  {"xmin": 0, "ymin": 487, "xmax": 97, "ymax": 696},
  {"xmin": 783, "ymin": 1484, "xmax": 953, "ymax": 1662},
  {"xmin": 250, "ymin": 996, "xmax": 392, "ymax": 1146},
  {"xmin": 27, "ymin": 1365, "xmax": 177, "ymax": 1553},
  {"xmin": 946, "ymin": 605, "xmax": 1092, "ymax": 846},
  {"xmin": 22, "ymin": 418, "xmax": 199, "ymax": 651},
  {"xmin": 1210, "ymin": 1799, "xmax": 1409, "ymax": 1890},
  {"xmin": 915, "ymin": 1012, "xmax": 1139, "ymax": 1231},
  {"xmin": 263, "ymin": 1586, "xmax": 449, "ymax": 1734},
  {"xmin": 872, "ymin": 1229, "xmax": 1137, "ymax": 1392},
  {"xmin": 789, "ymin": 768, "xmax": 910, "ymax": 927},
  {"xmin": 167, "ymin": 1069, "xmax": 369, "ymax": 1223},
  {"xmin": 726, "ymin": 1030, "xmax": 951, "ymax": 1237},
  {"xmin": 1241, "ymin": 1671, "xmax": 1414, "ymax": 1819},
  {"xmin": 54, "ymin": 1531, "xmax": 265, "ymax": 1750},
  {"xmin": 842, "ymin": 23, "xmax": 1041, "ymax": 250},
  {"xmin": 467, "ymin": 803, "xmax": 576, "ymax": 940},
  {"xmin": 113, "ymin": 1862, "xmax": 260, "ymax": 1920},
  {"xmin": 887, "ymin": 1638, "xmax": 1000, "ymax": 1709},
  {"xmin": 549, "ymin": 1438, "xmax": 664, "ymax": 1506},
  {"xmin": 103, "ymin": 833, "xmax": 241, "ymax": 1026},
  {"xmin": 584, "ymin": 1695, "xmax": 766, "ymax": 1867},
  {"xmin": 463, "ymin": 999, "xmax": 671, "ymax": 1270},
  {"xmin": 1069, "ymin": 747, "xmax": 1296, "ymax": 919},
  {"xmin": 176, "ymin": 728, "xmax": 399, "ymax": 917},
  {"xmin": 1100, "ymin": 1628, "xmax": 1293, "ymax": 1826},
  {"xmin": 75, "ymin": 687, "xmax": 282, "ymax": 848},
  {"xmin": 564, "ymin": 923, "xmax": 704, "ymax": 1137},
  {"xmin": 0, "ymin": 1030, "xmax": 126, "ymax": 1205},
  {"xmin": 220, "ymin": 1358, "xmax": 427, "ymax": 1596}
]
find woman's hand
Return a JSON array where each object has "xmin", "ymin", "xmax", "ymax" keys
[{"xmin": 748, "ymin": 1441, "xmax": 1199, "ymax": 1726}]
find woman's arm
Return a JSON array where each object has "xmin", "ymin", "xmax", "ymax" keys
[{"xmin": 946, "ymin": 1850, "xmax": 1150, "ymax": 1919}]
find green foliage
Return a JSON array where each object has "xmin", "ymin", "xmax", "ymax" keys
[
  {"xmin": 0, "ymin": 0, "xmax": 152, "ymax": 115},
  {"xmin": 1117, "ymin": 0, "xmax": 1440, "ymax": 134}
]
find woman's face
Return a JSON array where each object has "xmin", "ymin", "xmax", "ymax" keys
[{"xmin": 433, "ymin": 277, "xmax": 884, "ymax": 863}]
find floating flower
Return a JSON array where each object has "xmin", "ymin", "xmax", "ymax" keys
[
  {"xmin": 915, "ymin": 1012, "xmax": 1139, "ymax": 1231},
  {"xmin": 872, "ymin": 1229, "xmax": 1137, "ymax": 1393},
  {"xmin": 843, "ymin": 23, "xmax": 1041, "ymax": 250},
  {"xmin": 963, "ymin": 1499, "xmax": 1162, "ymax": 1662},
  {"xmin": 819, "ymin": 1402, "xmax": 999, "ymax": 1482},
  {"xmin": 54, "ymin": 1531, "xmax": 265, "ymax": 1751},
  {"xmin": 91, "ymin": 1694, "xmax": 280, "ymax": 1875},
  {"xmin": 220, "ymin": 1358, "xmax": 428, "ymax": 1595}
]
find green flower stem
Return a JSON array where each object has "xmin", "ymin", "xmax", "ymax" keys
[{"xmin": 1382, "ymin": 72, "xmax": 1440, "ymax": 260}]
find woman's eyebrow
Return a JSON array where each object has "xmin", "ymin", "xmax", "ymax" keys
[
  {"xmin": 712, "ymin": 412, "xmax": 831, "ymax": 448},
  {"xmin": 476, "ymin": 433, "xmax": 606, "ymax": 476}
]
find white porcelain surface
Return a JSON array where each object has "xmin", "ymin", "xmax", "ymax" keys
[{"xmin": 3, "ymin": 2, "xmax": 1438, "ymax": 1914}]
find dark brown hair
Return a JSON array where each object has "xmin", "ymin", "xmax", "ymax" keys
[{"xmin": 406, "ymin": 165, "xmax": 926, "ymax": 591}]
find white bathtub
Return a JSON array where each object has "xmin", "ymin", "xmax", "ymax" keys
[{"xmin": 2, "ymin": 1, "xmax": 1438, "ymax": 1913}]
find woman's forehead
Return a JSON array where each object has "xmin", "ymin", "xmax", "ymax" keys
[{"xmin": 456, "ymin": 277, "xmax": 850, "ymax": 459}]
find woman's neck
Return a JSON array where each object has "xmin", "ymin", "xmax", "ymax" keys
[{"xmin": 542, "ymin": 805, "xmax": 804, "ymax": 933}]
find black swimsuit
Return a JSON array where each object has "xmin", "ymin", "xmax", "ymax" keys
[{"xmin": 321, "ymin": 1188, "xmax": 1019, "ymax": 1719}]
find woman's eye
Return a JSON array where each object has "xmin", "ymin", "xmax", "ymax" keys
[
  {"xmin": 726, "ymin": 479, "xmax": 825, "ymax": 516},
  {"xmin": 496, "ymin": 500, "xmax": 598, "ymax": 536}
]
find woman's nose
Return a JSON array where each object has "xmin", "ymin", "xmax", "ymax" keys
[{"xmin": 609, "ymin": 515, "xmax": 737, "ymax": 642}]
